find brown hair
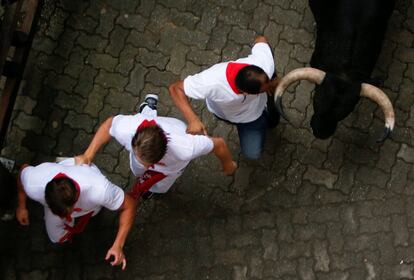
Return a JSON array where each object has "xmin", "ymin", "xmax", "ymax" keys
[
  {"xmin": 45, "ymin": 178, "xmax": 77, "ymax": 217},
  {"xmin": 131, "ymin": 125, "xmax": 168, "ymax": 165}
]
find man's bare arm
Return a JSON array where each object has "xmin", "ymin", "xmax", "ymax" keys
[
  {"xmin": 76, "ymin": 117, "xmax": 114, "ymax": 165},
  {"xmin": 169, "ymin": 81, "xmax": 208, "ymax": 135},
  {"xmin": 105, "ymin": 194, "xmax": 137, "ymax": 270},
  {"xmin": 211, "ymin": 137, "xmax": 237, "ymax": 175},
  {"xmin": 254, "ymin": 35, "xmax": 268, "ymax": 44},
  {"xmin": 16, "ymin": 164, "xmax": 30, "ymax": 225}
]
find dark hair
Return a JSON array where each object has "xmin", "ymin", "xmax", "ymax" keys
[
  {"xmin": 45, "ymin": 178, "xmax": 77, "ymax": 217},
  {"xmin": 235, "ymin": 65, "xmax": 268, "ymax": 94},
  {"xmin": 131, "ymin": 125, "xmax": 168, "ymax": 164}
]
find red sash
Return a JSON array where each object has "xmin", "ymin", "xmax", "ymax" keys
[
  {"xmin": 59, "ymin": 211, "xmax": 94, "ymax": 243},
  {"xmin": 226, "ymin": 62, "xmax": 251, "ymax": 94},
  {"xmin": 129, "ymin": 170, "xmax": 166, "ymax": 200}
]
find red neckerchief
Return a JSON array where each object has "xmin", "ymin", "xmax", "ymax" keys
[
  {"xmin": 53, "ymin": 173, "xmax": 81, "ymax": 222},
  {"xmin": 135, "ymin": 119, "xmax": 167, "ymax": 169},
  {"xmin": 226, "ymin": 62, "xmax": 251, "ymax": 94},
  {"xmin": 53, "ymin": 173, "xmax": 95, "ymax": 243}
]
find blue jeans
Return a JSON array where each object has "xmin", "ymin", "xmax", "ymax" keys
[{"xmin": 236, "ymin": 112, "xmax": 269, "ymax": 160}]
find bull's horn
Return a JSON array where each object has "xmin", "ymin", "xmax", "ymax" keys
[
  {"xmin": 360, "ymin": 83, "xmax": 395, "ymax": 142},
  {"xmin": 274, "ymin": 67, "xmax": 326, "ymax": 121}
]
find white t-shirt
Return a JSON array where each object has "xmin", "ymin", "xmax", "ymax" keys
[
  {"xmin": 109, "ymin": 113, "xmax": 214, "ymax": 178},
  {"xmin": 183, "ymin": 42, "xmax": 275, "ymax": 123},
  {"xmin": 20, "ymin": 158, "xmax": 125, "ymax": 218}
]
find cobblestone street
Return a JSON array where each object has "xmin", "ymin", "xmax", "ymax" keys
[{"xmin": 1, "ymin": 0, "xmax": 414, "ymax": 279}]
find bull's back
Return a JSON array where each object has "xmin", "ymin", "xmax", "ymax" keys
[{"xmin": 309, "ymin": 0, "xmax": 396, "ymax": 81}]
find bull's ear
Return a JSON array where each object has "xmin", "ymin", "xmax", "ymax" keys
[{"xmin": 313, "ymin": 74, "xmax": 336, "ymax": 115}]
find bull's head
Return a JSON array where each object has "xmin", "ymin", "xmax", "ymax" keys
[{"xmin": 275, "ymin": 68, "xmax": 395, "ymax": 142}]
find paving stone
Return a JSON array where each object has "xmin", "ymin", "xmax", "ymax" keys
[
  {"xmin": 219, "ymin": 8, "xmax": 249, "ymax": 28},
  {"xmin": 95, "ymin": 69, "xmax": 129, "ymax": 90},
  {"xmin": 54, "ymin": 91, "xmax": 87, "ymax": 113},
  {"xmin": 95, "ymin": 7, "xmax": 118, "ymax": 38},
  {"xmin": 313, "ymin": 240, "xmax": 330, "ymax": 272},
  {"xmin": 281, "ymin": 25, "xmax": 313, "ymax": 48},
  {"xmin": 64, "ymin": 49, "xmax": 87, "ymax": 79},
  {"xmin": 197, "ymin": 5, "xmax": 221, "ymax": 34},
  {"xmin": 391, "ymin": 215, "xmax": 409, "ymax": 246},
  {"xmin": 84, "ymin": 85, "xmax": 108, "ymax": 116},
  {"xmin": 261, "ymin": 229, "xmax": 278, "ymax": 261},
  {"xmin": 127, "ymin": 30, "xmax": 159, "ymax": 50},
  {"xmin": 74, "ymin": 66, "xmax": 99, "ymax": 97},
  {"xmin": 304, "ymin": 166, "xmax": 337, "ymax": 189},
  {"xmin": 384, "ymin": 59, "xmax": 407, "ymax": 91},
  {"xmin": 207, "ymin": 22, "xmax": 231, "ymax": 52},
  {"xmin": 44, "ymin": 73, "xmax": 77, "ymax": 93},
  {"xmin": 166, "ymin": 43, "xmax": 189, "ymax": 75},
  {"xmin": 37, "ymin": 53, "xmax": 66, "ymax": 73},
  {"xmin": 170, "ymin": 9, "xmax": 200, "ymax": 30},
  {"xmin": 187, "ymin": 48, "xmax": 222, "ymax": 67},
  {"xmin": 249, "ymin": 3, "xmax": 272, "ymax": 32},
  {"xmin": 67, "ymin": 14, "xmax": 98, "ymax": 34},
  {"xmin": 125, "ymin": 63, "xmax": 147, "ymax": 96},
  {"xmin": 106, "ymin": 25, "xmax": 129, "ymax": 57},
  {"xmin": 137, "ymin": 48, "xmax": 169, "ymax": 70},
  {"xmin": 77, "ymin": 32, "xmax": 108, "ymax": 51},
  {"xmin": 263, "ymin": 259, "xmax": 297, "ymax": 278},
  {"xmin": 397, "ymin": 143, "xmax": 414, "ymax": 163},
  {"xmin": 116, "ymin": 13, "xmax": 147, "ymax": 31},
  {"xmin": 146, "ymin": 68, "xmax": 178, "ymax": 88},
  {"xmin": 87, "ymin": 53, "xmax": 118, "ymax": 72},
  {"xmin": 64, "ymin": 111, "xmax": 96, "ymax": 133},
  {"xmin": 271, "ymin": 6, "xmax": 302, "ymax": 28}
]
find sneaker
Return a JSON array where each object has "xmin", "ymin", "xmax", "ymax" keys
[{"xmin": 138, "ymin": 94, "xmax": 158, "ymax": 113}]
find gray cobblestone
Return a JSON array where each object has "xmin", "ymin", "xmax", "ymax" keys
[
  {"xmin": 64, "ymin": 111, "xmax": 96, "ymax": 133},
  {"xmin": 87, "ymin": 53, "xmax": 118, "ymax": 72}
]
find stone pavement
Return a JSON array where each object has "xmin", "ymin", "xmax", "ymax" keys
[{"xmin": 1, "ymin": 0, "xmax": 414, "ymax": 279}]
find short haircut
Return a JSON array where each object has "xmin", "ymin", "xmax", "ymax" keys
[
  {"xmin": 235, "ymin": 65, "xmax": 268, "ymax": 94},
  {"xmin": 131, "ymin": 125, "xmax": 168, "ymax": 165},
  {"xmin": 45, "ymin": 178, "xmax": 77, "ymax": 217}
]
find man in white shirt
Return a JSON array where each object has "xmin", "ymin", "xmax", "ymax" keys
[
  {"xmin": 15, "ymin": 158, "xmax": 136, "ymax": 270},
  {"xmin": 76, "ymin": 94, "xmax": 237, "ymax": 199},
  {"xmin": 169, "ymin": 36, "xmax": 280, "ymax": 159}
]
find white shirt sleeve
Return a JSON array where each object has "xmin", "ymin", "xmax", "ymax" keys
[
  {"xmin": 178, "ymin": 134, "xmax": 214, "ymax": 161},
  {"xmin": 183, "ymin": 64, "xmax": 223, "ymax": 100},
  {"xmin": 239, "ymin": 42, "xmax": 275, "ymax": 78},
  {"xmin": 94, "ymin": 175, "xmax": 125, "ymax": 211},
  {"xmin": 190, "ymin": 135, "xmax": 214, "ymax": 160},
  {"xmin": 20, "ymin": 164, "xmax": 54, "ymax": 203},
  {"xmin": 44, "ymin": 207, "xmax": 67, "ymax": 243},
  {"xmin": 109, "ymin": 114, "xmax": 135, "ymax": 152}
]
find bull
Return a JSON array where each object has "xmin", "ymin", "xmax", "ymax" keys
[{"xmin": 274, "ymin": 0, "xmax": 396, "ymax": 141}]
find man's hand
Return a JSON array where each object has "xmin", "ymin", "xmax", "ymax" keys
[
  {"xmin": 223, "ymin": 161, "xmax": 238, "ymax": 176},
  {"xmin": 254, "ymin": 35, "xmax": 268, "ymax": 44},
  {"xmin": 105, "ymin": 245, "xmax": 126, "ymax": 270},
  {"xmin": 16, "ymin": 206, "xmax": 29, "ymax": 225},
  {"xmin": 75, "ymin": 154, "xmax": 92, "ymax": 165},
  {"xmin": 187, "ymin": 119, "xmax": 208, "ymax": 136}
]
